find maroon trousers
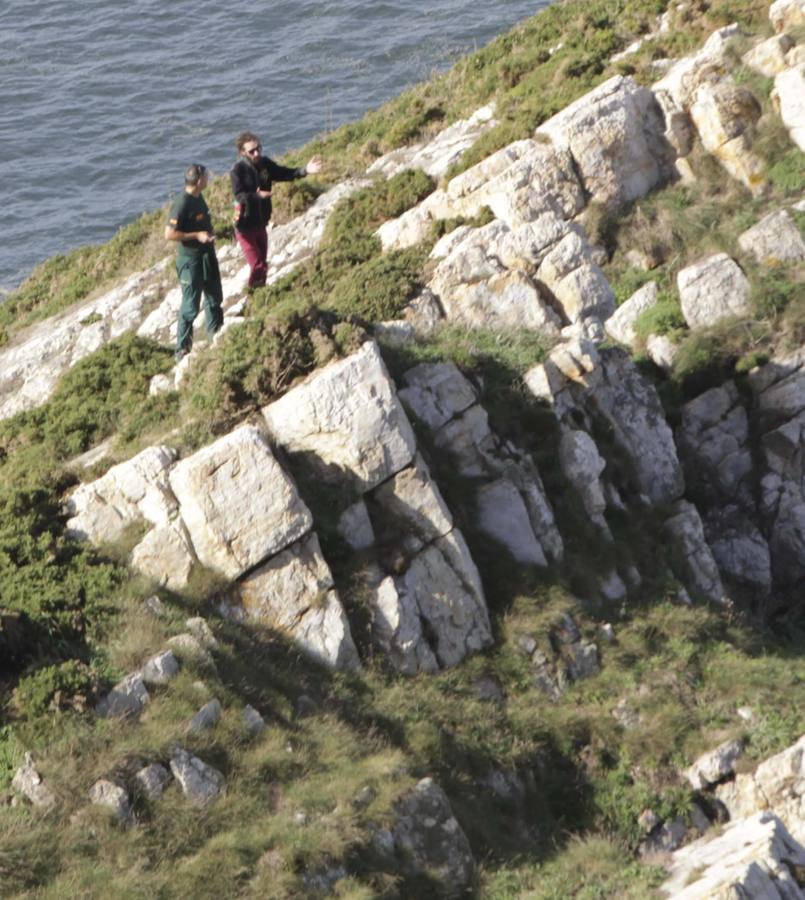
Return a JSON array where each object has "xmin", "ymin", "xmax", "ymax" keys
[{"xmin": 236, "ymin": 226, "xmax": 268, "ymax": 288}]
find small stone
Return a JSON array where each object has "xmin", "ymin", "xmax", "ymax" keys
[
  {"xmin": 134, "ymin": 763, "xmax": 171, "ymax": 801},
  {"xmin": 144, "ymin": 595, "xmax": 166, "ymax": 617},
  {"xmin": 188, "ymin": 699, "xmax": 222, "ymax": 734},
  {"xmin": 89, "ymin": 779, "xmax": 131, "ymax": 824},
  {"xmin": 184, "ymin": 617, "xmax": 217, "ymax": 648},
  {"xmin": 294, "ymin": 811, "xmax": 309, "ymax": 825},
  {"xmin": 599, "ymin": 623, "xmax": 615, "ymax": 643},
  {"xmin": 169, "ymin": 748, "xmax": 224, "ymax": 805},
  {"xmin": 737, "ymin": 706, "xmax": 755, "ymax": 722},
  {"xmin": 12, "ymin": 753, "xmax": 56, "ymax": 808},
  {"xmin": 639, "ymin": 808, "xmax": 661, "ymax": 833},
  {"xmin": 471, "ymin": 675, "xmax": 506, "ymax": 702},
  {"xmin": 352, "ymin": 785, "xmax": 376, "ymax": 810},
  {"xmin": 295, "ymin": 695, "xmax": 317, "ymax": 719},
  {"xmin": 140, "ymin": 650, "xmax": 179, "ymax": 686},
  {"xmin": 612, "ymin": 698, "xmax": 640, "ymax": 728},
  {"xmin": 167, "ymin": 633, "xmax": 214, "ymax": 667},
  {"xmin": 516, "ymin": 635, "xmax": 538, "ymax": 656},
  {"xmin": 96, "ymin": 672, "xmax": 149, "ymax": 718},
  {"xmin": 243, "ymin": 705, "xmax": 266, "ymax": 736}
]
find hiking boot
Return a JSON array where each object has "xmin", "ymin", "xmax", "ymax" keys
[{"xmin": 174, "ymin": 347, "xmax": 190, "ymax": 364}]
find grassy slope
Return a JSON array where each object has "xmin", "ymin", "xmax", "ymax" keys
[{"xmin": 1, "ymin": 0, "xmax": 805, "ymax": 897}]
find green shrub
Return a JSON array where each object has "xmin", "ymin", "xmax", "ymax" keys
[
  {"xmin": 633, "ymin": 295, "xmax": 687, "ymax": 340},
  {"xmin": 13, "ymin": 660, "xmax": 96, "ymax": 717},
  {"xmin": 752, "ymin": 270, "xmax": 799, "ymax": 318}
]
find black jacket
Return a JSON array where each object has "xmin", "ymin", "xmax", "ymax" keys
[{"xmin": 230, "ymin": 156, "xmax": 306, "ymax": 231}]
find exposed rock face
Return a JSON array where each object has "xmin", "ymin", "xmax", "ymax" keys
[
  {"xmin": 685, "ymin": 739, "xmax": 744, "ymax": 789},
  {"xmin": 262, "ymin": 341, "xmax": 417, "ymax": 491},
  {"xmin": 65, "ymin": 446, "xmax": 178, "ymax": 544},
  {"xmin": 738, "ymin": 209, "xmax": 805, "ymax": 265},
  {"xmin": 743, "ymin": 34, "xmax": 795, "ymax": 76},
  {"xmin": 384, "ymin": 778, "xmax": 475, "ymax": 896},
  {"xmin": 188, "ymin": 698, "xmax": 222, "ymax": 734},
  {"xmin": 689, "ymin": 80, "xmax": 765, "ymax": 193},
  {"xmin": 677, "ymin": 254, "xmax": 752, "ymax": 329},
  {"xmin": 368, "ymin": 104, "xmax": 497, "ymax": 179},
  {"xmin": 231, "ymin": 533, "xmax": 360, "ymax": 671},
  {"xmin": 169, "ymin": 749, "xmax": 224, "ymax": 805},
  {"xmin": 665, "ymin": 501, "xmax": 728, "ymax": 606},
  {"xmin": 770, "ymin": 0, "xmax": 805, "ymax": 33},
  {"xmin": 661, "ymin": 812, "xmax": 805, "ymax": 899},
  {"xmin": 170, "ymin": 425, "xmax": 312, "ymax": 580},
  {"xmin": 774, "ymin": 64, "xmax": 805, "ymax": 153},
  {"xmin": 536, "ymin": 75, "xmax": 674, "ymax": 208},
  {"xmin": 399, "ymin": 360, "xmax": 563, "ymax": 565},
  {"xmin": 716, "ymin": 734, "xmax": 805, "ymax": 839}
]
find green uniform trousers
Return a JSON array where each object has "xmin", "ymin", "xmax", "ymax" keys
[{"xmin": 175, "ymin": 249, "xmax": 224, "ymax": 354}]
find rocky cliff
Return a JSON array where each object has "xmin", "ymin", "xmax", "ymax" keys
[{"xmin": 3, "ymin": 1, "xmax": 805, "ymax": 897}]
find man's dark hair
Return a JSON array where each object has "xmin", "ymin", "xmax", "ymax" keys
[
  {"xmin": 235, "ymin": 131, "xmax": 260, "ymax": 153},
  {"xmin": 185, "ymin": 163, "xmax": 207, "ymax": 186}
]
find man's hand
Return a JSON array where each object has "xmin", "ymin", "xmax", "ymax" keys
[
  {"xmin": 305, "ymin": 155, "xmax": 323, "ymax": 175},
  {"xmin": 197, "ymin": 231, "xmax": 215, "ymax": 244},
  {"xmin": 257, "ymin": 189, "xmax": 272, "ymax": 199}
]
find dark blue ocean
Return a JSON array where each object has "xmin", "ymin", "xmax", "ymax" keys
[{"xmin": 0, "ymin": 0, "xmax": 548, "ymax": 291}]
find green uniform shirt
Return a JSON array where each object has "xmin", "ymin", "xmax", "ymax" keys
[{"xmin": 167, "ymin": 191, "xmax": 213, "ymax": 259}]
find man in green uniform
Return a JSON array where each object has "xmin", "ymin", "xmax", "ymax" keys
[{"xmin": 165, "ymin": 163, "xmax": 224, "ymax": 361}]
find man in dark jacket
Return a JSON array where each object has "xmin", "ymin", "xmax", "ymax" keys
[{"xmin": 230, "ymin": 131, "xmax": 322, "ymax": 289}]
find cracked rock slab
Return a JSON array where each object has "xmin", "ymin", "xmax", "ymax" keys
[
  {"xmin": 233, "ymin": 532, "xmax": 360, "ymax": 671},
  {"xmin": 678, "ymin": 253, "xmax": 751, "ymax": 330},
  {"xmin": 262, "ymin": 341, "xmax": 416, "ymax": 492},
  {"xmin": 169, "ymin": 424, "xmax": 312, "ymax": 580}
]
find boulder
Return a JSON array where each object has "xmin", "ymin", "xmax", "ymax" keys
[
  {"xmin": 445, "ymin": 139, "xmax": 586, "ymax": 225},
  {"xmin": 169, "ymin": 425, "xmax": 312, "ymax": 580},
  {"xmin": 387, "ymin": 778, "xmax": 474, "ymax": 895},
  {"xmin": 398, "ymin": 362, "xmax": 477, "ymax": 431},
  {"xmin": 89, "ymin": 779, "xmax": 131, "ymax": 824},
  {"xmin": 646, "ymin": 334, "xmax": 678, "ymax": 371},
  {"xmin": 686, "ymin": 738, "xmax": 744, "ymax": 789},
  {"xmin": 774, "ymin": 64, "xmax": 805, "ymax": 153},
  {"xmin": 689, "ymin": 81, "xmax": 765, "ymax": 193},
  {"xmin": 243, "ymin": 705, "xmax": 266, "ymax": 736},
  {"xmin": 262, "ymin": 341, "xmax": 416, "ymax": 491},
  {"xmin": 169, "ymin": 749, "xmax": 224, "ymax": 806},
  {"xmin": 130, "ymin": 520, "xmax": 197, "ymax": 590},
  {"xmin": 677, "ymin": 254, "xmax": 752, "ymax": 329},
  {"xmin": 605, "ymin": 281, "xmax": 660, "ymax": 347},
  {"xmin": 536, "ymin": 76, "xmax": 673, "ymax": 208},
  {"xmin": 135, "ymin": 763, "xmax": 171, "ymax": 801},
  {"xmin": 661, "ymin": 812, "xmax": 805, "ymax": 899},
  {"xmin": 96, "ymin": 672, "xmax": 149, "ymax": 718},
  {"xmin": 140, "ymin": 650, "xmax": 180, "ymax": 686},
  {"xmin": 12, "ymin": 753, "xmax": 56, "ymax": 808},
  {"xmin": 188, "ymin": 698, "xmax": 222, "ymax": 734},
  {"xmin": 234, "ymin": 532, "xmax": 360, "ymax": 670},
  {"xmin": 738, "ymin": 209, "xmax": 805, "ymax": 265},
  {"xmin": 770, "ymin": 0, "xmax": 805, "ymax": 32},
  {"xmin": 742, "ymin": 34, "xmax": 795, "ymax": 76},
  {"xmin": 706, "ymin": 512, "xmax": 773, "ymax": 594},
  {"xmin": 65, "ymin": 446, "xmax": 178, "ymax": 544}
]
